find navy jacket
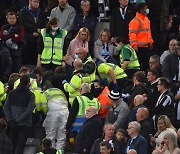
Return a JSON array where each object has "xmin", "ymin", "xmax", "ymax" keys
[{"xmin": 126, "ymin": 134, "xmax": 147, "ymax": 154}]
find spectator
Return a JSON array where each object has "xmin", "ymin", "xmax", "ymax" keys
[
  {"xmin": 149, "ymin": 55, "xmax": 162, "ymax": 77},
  {"xmin": 75, "ymin": 106, "xmax": 103, "ymax": 153},
  {"xmin": 91, "ymin": 79, "xmax": 110, "ymax": 124},
  {"xmin": 90, "ymin": 123, "xmax": 124, "ymax": 154},
  {"xmin": 94, "ymin": 29, "xmax": 117, "ymax": 65},
  {"xmin": 146, "ymin": 69, "xmax": 160, "ymax": 114},
  {"xmin": 4, "ymin": 75, "xmax": 36, "ymax": 154},
  {"xmin": 128, "ymin": 95, "xmax": 146, "ymax": 122},
  {"xmin": 128, "ymin": 71, "xmax": 149, "ymax": 108},
  {"xmin": 136, "ymin": 107, "xmax": 153, "ymax": 153},
  {"xmin": 63, "ymin": 58, "xmax": 91, "ymax": 106},
  {"xmin": 126, "ymin": 121, "xmax": 147, "ymax": 154},
  {"xmin": 115, "ymin": 128, "xmax": 128, "ymax": 148},
  {"xmin": 162, "ymin": 41, "xmax": 180, "ymax": 83},
  {"xmin": 99, "ymin": 141, "xmax": 112, "ymax": 154},
  {"xmin": 37, "ymin": 18, "xmax": 67, "ymax": 71},
  {"xmin": 160, "ymin": 39, "xmax": 178, "ymax": 65},
  {"xmin": 75, "ymin": 47, "xmax": 96, "ymax": 81},
  {"xmin": 150, "ymin": 115, "xmax": 177, "ymax": 149},
  {"xmin": 42, "ymin": 80, "xmax": 69, "ymax": 150},
  {"xmin": 105, "ymin": 90, "xmax": 130, "ymax": 131},
  {"xmin": 72, "ymin": 0, "xmax": 96, "ymax": 55},
  {"xmin": 152, "ymin": 77, "xmax": 175, "ymax": 122},
  {"xmin": 97, "ymin": 62, "xmax": 128, "ymax": 94},
  {"xmin": 0, "ymin": 118, "xmax": 13, "ymax": 154},
  {"xmin": 18, "ymin": 0, "xmax": 47, "ymax": 65},
  {"xmin": 152, "ymin": 132, "xmax": 180, "ymax": 154},
  {"xmin": 115, "ymin": 37, "xmax": 140, "ymax": 79},
  {"xmin": 110, "ymin": 0, "xmax": 135, "ymax": 40},
  {"xmin": 129, "ymin": 2, "xmax": 153, "ymax": 71},
  {"xmin": 0, "ymin": 11, "xmax": 24, "ymax": 73},
  {"xmin": 0, "ymin": 39, "xmax": 12, "ymax": 83},
  {"xmin": 65, "ymin": 27, "xmax": 89, "ymax": 80},
  {"xmin": 50, "ymin": 0, "xmax": 76, "ymax": 33}
]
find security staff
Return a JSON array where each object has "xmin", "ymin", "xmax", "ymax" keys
[
  {"xmin": 65, "ymin": 83, "xmax": 100, "ymax": 134},
  {"xmin": 63, "ymin": 58, "xmax": 91, "ymax": 105},
  {"xmin": 0, "ymin": 81, "xmax": 6, "ymax": 116},
  {"xmin": 75, "ymin": 47, "xmax": 96, "ymax": 81},
  {"xmin": 43, "ymin": 80, "xmax": 69, "ymax": 150},
  {"xmin": 37, "ymin": 18, "xmax": 67, "ymax": 71},
  {"xmin": 129, "ymin": 2, "xmax": 153, "ymax": 71},
  {"xmin": 97, "ymin": 62, "xmax": 128, "ymax": 95},
  {"xmin": 115, "ymin": 37, "xmax": 140, "ymax": 79}
]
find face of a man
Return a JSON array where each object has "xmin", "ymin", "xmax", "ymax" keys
[
  {"xmin": 29, "ymin": 0, "xmax": 40, "ymax": 10},
  {"xmin": 7, "ymin": 15, "xmax": 17, "ymax": 25},
  {"xmin": 85, "ymin": 107, "xmax": 95, "ymax": 119},
  {"xmin": 119, "ymin": 0, "xmax": 129, "ymax": 7},
  {"xmin": 58, "ymin": 0, "xmax": 67, "ymax": 7},
  {"xmin": 169, "ymin": 40, "xmax": 177, "ymax": 53},
  {"xmin": 157, "ymin": 81, "xmax": 164, "ymax": 93},
  {"xmin": 100, "ymin": 146, "xmax": 111, "ymax": 154},
  {"xmin": 81, "ymin": 1, "xmax": 91, "ymax": 12},
  {"xmin": 149, "ymin": 57, "xmax": 159, "ymax": 69},
  {"xmin": 127, "ymin": 124, "xmax": 135, "ymax": 136},
  {"xmin": 104, "ymin": 125, "xmax": 115, "ymax": 139},
  {"xmin": 147, "ymin": 72, "xmax": 156, "ymax": 83}
]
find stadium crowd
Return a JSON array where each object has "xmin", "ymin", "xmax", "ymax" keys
[{"xmin": 0, "ymin": 0, "xmax": 180, "ymax": 154}]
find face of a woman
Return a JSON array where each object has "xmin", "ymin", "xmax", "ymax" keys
[
  {"xmin": 101, "ymin": 32, "xmax": 109, "ymax": 43},
  {"xmin": 163, "ymin": 135, "xmax": 169, "ymax": 146},
  {"xmin": 79, "ymin": 32, "xmax": 88, "ymax": 41},
  {"xmin": 158, "ymin": 119, "xmax": 167, "ymax": 131}
]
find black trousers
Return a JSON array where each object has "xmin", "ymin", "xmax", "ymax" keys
[
  {"xmin": 137, "ymin": 47, "xmax": 150, "ymax": 71},
  {"xmin": 9, "ymin": 125, "xmax": 30, "ymax": 154}
]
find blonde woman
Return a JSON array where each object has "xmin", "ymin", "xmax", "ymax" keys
[
  {"xmin": 65, "ymin": 27, "xmax": 90, "ymax": 80},
  {"xmin": 94, "ymin": 28, "xmax": 117, "ymax": 64},
  {"xmin": 150, "ymin": 115, "xmax": 177, "ymax": 149},
  {"xmin": 152, "ymin": 131, "xmax": 180, "ymax": 154}
]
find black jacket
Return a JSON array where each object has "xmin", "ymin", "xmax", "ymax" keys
[
  {"xmin": 18, "ymin": 6, "xmax": 47, "ymax": 42},
  {"xmin": 0, "ymin": 42, "xmax": 12, "ymax": 82},
  {"xmin": 110, "ymin": 4, "xmax": 135, "ymax": 39},
  {"xmin": 90, "ymin": 136, "xmax": 124, "ymax": 154},
  {"xmin": 162, "ymin": 53, "xmax": 179, "ymax": 83},
  {"xmin": 75, "ymin": 114, "xmax": 103, "ymax": 153},
  {"xmin": 4, "ymin": 84, "xmax": 35, "ymax": 126}
]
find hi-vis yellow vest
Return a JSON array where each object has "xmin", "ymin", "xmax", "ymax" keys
[
  {"xmin": 40, "ymin": 28, "xmax": 67, "ymax": 65},
  {"xmin": 120, "ymin": 44, "xmax": 140, "ymax": 70},
  {"xmin": 0, "ymin": 81, "xmax": 6, "ymax": 107},
  {"xmin": 97, "ymin": 63, "xmax": 127, "ymax": 81}
]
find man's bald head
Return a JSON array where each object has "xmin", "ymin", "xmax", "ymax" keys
[
  {"xmin": 134, "ymin": 95, "xmax": 144, "ymax": 106},
  {"xmin": 73, "ymin": 58, "xmax": 83, "ymax": 70},
  {"xmin": 81, "ymin": 82, "xmax": 90, "ymax": 94},
  {"xmin": 136, "ymin": 107, "xmax": 149, "ymax": 121},
  {"xmin": 127, "ymin": 149, "xmax": 137, "ymax": 154},
  {"xmin": 75, "ymin": 47, "xmax": 88, "ymax": 60}
]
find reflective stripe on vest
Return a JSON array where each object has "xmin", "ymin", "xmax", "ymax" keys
[
  {"xmin": 120, "ymin": 45, "xmax": 140, "ymax": 70},
  {"xmin": 40, "ymin": 28, "xmax": 67, "ymax": 65},
  {"xmin": 131, "ymin": 17, "xmax": 151, "ymax": 46},
  {"xmin": 83, "ymin": 56, "xmax": 96, "ymax": 81},
  {"xmin": 71, "ymin": 96, "xmax": 100, "ymax": 132},
  {"xmin": 44, "ymin": 88, "xmax": 66, "ymax": 101}
]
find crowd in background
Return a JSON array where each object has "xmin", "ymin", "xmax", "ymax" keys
[{"xmin": 0, "ymin": 0, "xmax": 180, "ymax": 154}]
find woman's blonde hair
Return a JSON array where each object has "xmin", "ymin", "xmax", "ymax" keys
[
  {"xmin": 75, "ymin": 27, "xmax": 90, "ymax": 41},
  {"xmin": 164, "ymin": 132, "xmax": 178, "ymax": 152},
  {"xmin": 157, "ymin": 115, "xmax": 176, "ymax": 132},
  {"xmin": 99, "ymin": 28, "xmax": 111, "ymax": 41}
]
